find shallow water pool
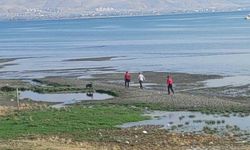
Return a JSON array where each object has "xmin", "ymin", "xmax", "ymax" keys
[
  {"xmin": 120, "ymin": 111, "xmax": 250, "ymax": 133},
  {"xmin": 20, "ymin": 91, "xmax": 113, "ymax": 105},
  {"xmin": 203, "ymin": 76, "xmax": 250, "ymax": 88}
]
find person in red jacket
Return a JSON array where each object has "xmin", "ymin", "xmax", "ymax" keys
[
  {"xmin": 166, "ymin": 75, "xmax": 174, "ymax": 95},
  {"xmin": 124, "ymin": 71, "xmax": 131, "ymax": 88}
]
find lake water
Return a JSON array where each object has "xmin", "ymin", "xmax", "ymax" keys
[
  {"xmin": 20, "ymin": 90, "xmax": 113, "ymax": 106},
  {"xmin": 120, "ymin": 111, "xmax": 250, "ymax": 136},
  {"xmin": 1, "ymin": 11, "xmax": 250, "ymax": 79}
]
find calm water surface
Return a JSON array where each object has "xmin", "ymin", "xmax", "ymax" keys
[
  {"xmin": 1, "ymin": 11, "xmax": 250, "ymax": 79},
  {"xmin": 120, "ymin": 111, "xmax": 250, "ymax": 133},
  {"xmin": 20, "ymin": 91, "xmax": 113, "ymax": 104}
]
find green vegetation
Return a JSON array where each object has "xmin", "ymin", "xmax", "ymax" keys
[
  {"xmin": 177, "ymin": 124, "xmax": 184, "ymax": 128},
  {"xmin": 202, "ymin": 126, "xmax": 217, "ymax": 134},
  {"xmin": 193, "ymin": 120, "xmax": 202, "ymax": 123},
  {"xmin": 0, "ymin": 105, "xmax": 146, "ymax": 141},
  {"xmin": 225, "ymin": 125, "xmax": 241, "ymax": 131},
  {"xmin": 171, "ymin": 125, "xmax": 177, "ymax": 130},
  {"xmin": 179, "ymin": 116, "xmax": 185, "ymax": 120},
  {"xmin": 113, "ymin": 102, "xmax": 250, "ymax": 113},
  {"xmin": 32, "ymin": 79, "xmax": 70, "ymax": 87},
  {"xmin": 205, "ymin": 120, "xmax": 216, "ymax": 125},
  {"xmin": 188, "ymin": 115, "xmax": 196, "ymax": 118},
  {"xmin": 0, "ymin": 86, "xmax": 16, "ymax": 92},
  {"xmin": 32, "ymin": 86, "xmax": 84, "ymax": 93},
  {"xmin": 216, "ymin": 120, "xmax": 221, "ymax": 124},
  {"xmin": 96, "ymin": 89, "xmax": 119, "ymax": 97}
]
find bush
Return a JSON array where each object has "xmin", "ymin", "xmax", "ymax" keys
[{"xmin": 0, "ymin": 86, "xmax": 16, "ymax": 92}]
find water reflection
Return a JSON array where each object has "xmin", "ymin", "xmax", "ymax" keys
[
  {"xmin": 120, "ymin": 111, "xmax": 250, "ymax": 132},
  {"xmin": 20, "ymin": 91, "xmax": 113, "ymax": 104}
]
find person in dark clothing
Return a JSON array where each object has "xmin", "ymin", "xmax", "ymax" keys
[
  {"xmin": 124, "ymin": 71, "xmax": 131, "ymax": 88},
  {"xmin": 166, "ymin": 75, "xmax": 174, "ymax": 95}
]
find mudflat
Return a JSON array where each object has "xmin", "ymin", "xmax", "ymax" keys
[
  {"xmin": 64, "ymin": 56, "xmax": 119, "ymax": 62},
  {"xmin": 0, "ymin": 72, "xmax": 249, "ymax": 149}
]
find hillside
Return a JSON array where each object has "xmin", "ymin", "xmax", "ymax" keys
[{"xmin": 0, "ymin": 0, "xmax": 249, "ymax": 20}]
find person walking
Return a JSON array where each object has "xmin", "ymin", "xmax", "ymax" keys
[
  {"xmin": 138, "ymin": 72, "xmax": 145, "ymax": 89},
  {"xmin": 124, "ymin": 71, "xmax": 131, "ymax": 88},
  {"xmin": 167, "ymin": 75, "xmax": 174, "ymax": 95}
]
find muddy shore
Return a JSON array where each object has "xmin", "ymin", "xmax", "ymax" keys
[
  {"xmin": 64, "ymin": 56, "xmax": 120, "ymax": 62},
  {"xmin": 0, "ymin": 71, "xmax": 249, "ymax": 149}
]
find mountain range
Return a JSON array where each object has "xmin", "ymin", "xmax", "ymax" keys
[{"xmin": 0, "ymin": 0, "xmax": 250, "ymax": 19}]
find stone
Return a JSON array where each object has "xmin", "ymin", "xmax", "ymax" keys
[{"xmin": 143, "ymin": 130, "xmax": 148, "ymax": 134}]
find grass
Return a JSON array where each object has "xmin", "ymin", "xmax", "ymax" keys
[
  {"xmin": 202, "ymin": 126, "xmax": 217, "ymax": 134},
  {"xmin": 188, "ymin": 115, "xmax": 196, "ymax": 118},
  {"xmin": 32, "ymin": 79, "xmax": 70, "ymax": 87},
  {"xmin": 205, "ymin": 120, "xmax": 216, "ymax": 125},
  {"xmin": 120, "ymin": 102, "xmax": 250, "ymax": 113},
  {"xmin": 96, "ymin": 89, "xmax": 119, "ymax": 97},
  {"xmin": 0, "ymin": 105, "xmax": 147, "ymax": 141},
  {"xmin": 32, "ymin": 86, "xmax": 84, "ymax": 93}
]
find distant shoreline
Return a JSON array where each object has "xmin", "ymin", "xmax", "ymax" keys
[{"xmin": 0, "ymin": 9, "xmax": 249, "ymax": 22}]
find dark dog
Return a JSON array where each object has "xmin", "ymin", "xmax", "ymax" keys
[{"xmin": 86, "ymin": 83, "xmax": 93, "ymax": 88}]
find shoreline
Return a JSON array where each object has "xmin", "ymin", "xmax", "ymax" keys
[
  {"xmin": 0, "ymin": 71, "xmax": 249, "ymax": 149},
  {"xmin": 2, "ymin": 55, "xmax": 250, "ymax": 84},
  {"xmin": 1, "ymin": 71, "xmax": 248, "ymax": 109},
  {"xmin": 1, "ymin": 71, "xmax": 250, "ymax": 104},
  {"xmin": 0, "ymin": 9, "xmax": 248, "ymax": 22}
]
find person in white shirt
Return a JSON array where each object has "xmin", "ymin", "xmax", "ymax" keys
[{"xmin": 138, "ymin": 72, "xmax": 145, "ymax": 89}]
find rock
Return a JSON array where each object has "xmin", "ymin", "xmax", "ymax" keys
[
  {"xmin": 130, "ymin": 106, "xmax": 137, "ymax": 109},
  {"xmin": 180, "ymin": 142, "xmax": 185, "ymax": 146},
  {"xmin": 67, "ymin": 139, "xmax": 72, "ymax": 144},
  {"xmin": 116, "ymin": 140, "xmax": 121, "ymax": 143},
  {"xmin": 143, "ymin": 130, "xmax": 148, "ymax": 134},
  {"xmin": 229, "ymin": 133, "xmax": 234, "ymax": 138},
  {"xmin": 236, "ymin": 140, "xmax": 247, "ymax": 144},
  {"xmin": 209, "ymin": 141, "xmax": 213, "ymax": 145},
  {"xmin": 98, "ymin": 132, "xmax": 103, "ymax": 137},
  {"xmin": 125, "ymin": 141, "xmax": 130, "ymax": 144}
]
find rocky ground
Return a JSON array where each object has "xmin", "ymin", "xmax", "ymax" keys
[
  {"xmin": 0, "ymin": 72, "xmax": 249, "ymax": 149},
  {"xmin": 0, "ymin": 127, "xmax": 249, "ymax": 150}
]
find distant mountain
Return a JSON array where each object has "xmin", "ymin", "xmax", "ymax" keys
[{"xmin": 0, "ymin": 0, "xmax": 249, "ymax": 20}]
